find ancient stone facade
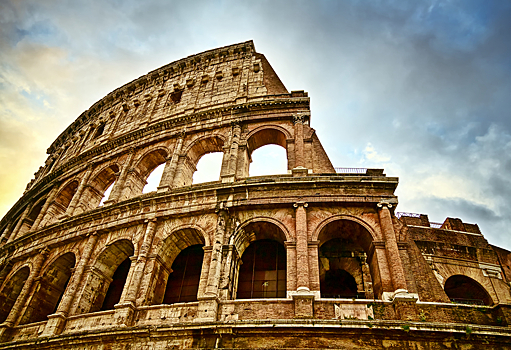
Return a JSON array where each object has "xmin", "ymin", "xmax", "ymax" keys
[{"xmin": 0, "ymin": 41, "xmax": 510, "ymax": 349}]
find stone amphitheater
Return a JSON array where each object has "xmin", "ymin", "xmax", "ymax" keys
[{"xmin": 0, "ymin": 41, "xmax": 510, "ymax": 349}]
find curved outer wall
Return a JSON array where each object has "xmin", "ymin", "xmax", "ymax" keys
[{"xmin": 0, "ymin": 41, "xmax": 510, "ymax": 349}]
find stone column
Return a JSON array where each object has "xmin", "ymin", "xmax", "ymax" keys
[
  {"xmin": 222, "ymin": 121, "xmax": 241, "ymax": 183},
  {"xmin": 0, "ymin": 248, "xmax": 48, "ymax": 340},
  {"xmin": 158, "ymin": 132, "xmax": 185, "ymax": 192},
  {"xmin": 106, "ymin": 148, "xmax": 136, "ymax": 204},
  {"xmin": 377, "ymin": 202, "xmax": 408, "ymax": 293},
  {"xmin": 31, "ymin": 182, "xmax": 60, "ymax": 231},
  {"xmin": 42, "ymin": 233, "xmax": 98, "ymax": 336},
  {"xmin": 293, "ymin": 114, "xmax": 307, "ymax": 168},
  {"xmin": 112, "ymin": 256, "xmax": 138, "ymax": 327},
  {"xmin": 124, "ymin": 219, "xmax": 158, "ymax": 304},
  {"xmin": 8, "ymin": 201, "xmax": 34, "ymax": 243},
  {"xmin": 294, "ymin": 202, "xmax": 309, "ymax": 292},
  {"xmin": 65, "ymin": 165, "xmax": 94, "ymax": 217},
  {"xmin": 197, "ymin": 210, "xmax": 227, "ymax": 321}
]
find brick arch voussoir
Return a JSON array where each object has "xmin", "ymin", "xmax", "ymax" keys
[
  {"xmin": 311, "ymin": 214, "xmax": 378, "ymax": 243},
  {"xmin": 155, "ymin": 224, "xmax": 208, "ymax": 267},
  {"xmin": 182, "ymin": 134, "xmax": 227, "ymax": 166},
  {"xmin": 132, "ymin": 146, "xmax": 170, "ymax": 180},
  {"xmin": 245, "ymin": 125, "xmax": 292, "ymax": 155},
  {"xmin": 0, "ymin": 264, "xmax": 31, "ymax": 293},
  {"xmin": 39, "ymin": 250, "xmax": 77, "ymax": 276},
  {"xmin": 231, "ymin": 216, "xmax": 291, "ymax": 257}
]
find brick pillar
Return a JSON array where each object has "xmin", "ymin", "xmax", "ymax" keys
[
  {"xmin": 158, "ymin": 132, "xmax": 185, "ymax": 192},
  {"xmin": 0, "ymin": 248, "xmax": 48, "ymax": 340},
  {"xmin": 42, "ymin": 233, "xmax": 98, "ymax": 336},
  {"xmin": 197, "ymin": 210, "xmax": 227, "ymax": 321},
  {"xmin": 294, "ymin": 202, "xmax": 309, "ymax": 291},
  {"xmin": 124, "ymin": 219, "xmax": 158, "ymax": 304},
  {"xmin": 377, "ymin": 202, "xmax": 407, "ymax": 292},
  {"xmin": 308, "ymin": 241, "xmax": 321, "ymax": 293},
  {"xmin": 106, "ymin": 148, "xmax": 136, "ymax": 204},
  {"xmin": 65, "ymin": 165, "xmax": 93, "ymax": 217},
  {"xmin": 222, "ymin": 121, "xmax": 241, "ymax": 183},
  {"xmin": 113, "ymin": 256, "xmax": 138, "ymax": 327},
  {"xmin": 31, "ymin": 182, "xmax": 60, "ymax": 231},
  {"xmin": 293, "ymin": 114, "xmax": 305, "ymax": 168},
  {"xmin": 8, "ymin": 201, "xmax": 34, "ymax": 243},
  {"xmin": 285, "ymin": 242, "xmax": 297, "ymax": 294}
]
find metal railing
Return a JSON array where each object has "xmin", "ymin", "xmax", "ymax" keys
[
  {"xmin": 430, "ymin": 222, "xmax": 443, "ymax": 228},
  {"xmin": 395, "ymin": 212, "xmax": 421, "ymax": 219},
  {"xmin": 334, "ymin": 167, "xmax": 367, "ymax": 174}
]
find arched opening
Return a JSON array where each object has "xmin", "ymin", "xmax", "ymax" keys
[
  {"xmin": 318, "ymin": 220, "xmax": 376, "ymax": 299},
  {"xmin": 143, "ymin": 163, "xmax": 165, "ymax": 193},
  {"xmin": 75, "ymin": 240, "xmax": 134, "ymax": 314},
  {"xmin": 444, "ymin": 275, "xmax": 492, "ymax": 306},
  {"xmin": 77, "ymin": 165, "xmax": 119, "ymax": 213},
  {"xmin": 151, "ymin": 228, "xmax": 206, "ymax": 305},
  {"xmin": 246, "ymin": 128, "xmax": 289, "ymax": 177},
  {"xmin": 237, "ymin": 239, "xmax": 286, "ymax": 299},
  {"xmin": 99, "ymin": 181, "xmax": 115, "ymax": 206},
  {"xmin": 20, "ymin": 253, "xmax": 75, "ymax": 325},
  {"xmin": 249, "ymin": 144, "xmax": 288, "ymax": 176},
  {"xmin": 0, "ymin": 267, "xmax": 30, "ymax": 323},
  {"xmin": 193, "ymin": 152, "xmax": 223, "ymax": 184},
  {"xmin": 92, "ymin": 123, "xmax": 106, "ymax": 139},
  {"xmin": 18, "ymin": 198, "xmax": 46, "ymax": 235},
  {"xmin": 43, "ymin": 180, "xmax": 78, "ymax": 225},
  {"xmin": 100, "ymin": 257, "xmax": 131, "ymax": 311},
  {"xmin": 176, "ymin": 136, "xmax": 224, "ymax": 187},
  {"xmin": 131, "ymin": 149, "xmax": 168, "ymax": 196},
  {"xmin": 163, "ymin": 245, "xmax": 204, "ymax": 304}
]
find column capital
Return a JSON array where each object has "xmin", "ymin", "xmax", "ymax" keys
[
  {"xmin": 293, "ymin": 112, "xmax": 310, "ymax": 124},
  {"xmin": 293, "ymin": 202, "xmax": 308, "ymax": 208},
  {"xmin": 377, "ymin": 201, "xmax": 393, "ymax": 209}
]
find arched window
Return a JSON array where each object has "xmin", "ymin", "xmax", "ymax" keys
[
  {"xmin": 249, "ymin": 144, "xmax": 287, "ymax": 176},
  {"xmin": 20, "ymin": 253, "xmax": 75, "ymax": 324},
  {"xmin": 99, "ymin": 181, "xmax": 115, "ymax": 206},
  {"xmin": 100, "ymin": 257, "xmax": 131, "ymax": 311},
  {"xmin": 444, "ymin": 275, "xmax": 492, "ymax": 305},
  {"xmin": 193, "ymin": 152, "xmax": 223, "ymax": 184},
  {"xmin": 0, "ymin": 267, "xmax": 29, "ymax": 323},
  {"xmin": 143, "ymin": 163, "xmax": 165, "ymax": 193},
  {"xmin": 163, "ymin": 245, "xmax": 204, "ymax": 304},
  {"xmin": 237, "ymin": 239, "xmax": 286, "ymax": 299}
]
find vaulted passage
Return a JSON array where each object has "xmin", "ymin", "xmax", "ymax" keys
[
  {"xmin": 20, "ymin": 253, "xmax": 75, "ymax": 324},
  {"xmin": 237, "ymin": 239, "xmax": 286, "ymax": 299},
  {"xmin": 444, "ymin": 275, "xmax": 492, "ymax": 306},
  {"xmin": 100, "ymin": 257, "xmax": 131, "ymax": 311},
  {"xmin": 318, "ymin": 220, "xmax": 376, "ymax": 299},
  {"xmin": 163, "ymin": 244, "xmax": 204, "ymax": 304},
  {"xmin": 0, "ymin": 267, "xmax": 29, "ymax": 323}
]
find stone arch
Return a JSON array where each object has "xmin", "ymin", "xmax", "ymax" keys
[
  {"xmin": 444, "ymin": 275, "xmax": 493, "ymax": 306},
  {"xmin": 315, "ymin": 217, "xmax": 379, "ymax": 299},
  {"xmin": 150, "ymin": 227, "xmax": 207, "ymax": 305},
  {"xmin": 20, "ymin": 252, "xmax": 76, "ymax": 325},
  {"xmin": 17, "ymin": 197, "xmax": 47, "ymax": 236},
  {"xmin": 0, "ymin": 266, "xmax": 30, "ymax": 323},
  {"xmin": 134, "ymin": 148, "xmax": 169, "ymax": 180},
  {"xmin": 246, "ymin": 125, "xmax": 291, "ymax": 155},
  {"xmin": 232, "ymin": 217, "xmax": 291, "ymax": 255},
  {"xmin": 77, "ymin": 164, "xmax": 120, "ymax": 213},
  {"xmin": 43, "ymin": 179, "xmax": 79, "ymax": 225},
  {"xmin": 175, "ymin": 135, "xmax": 226, "ymax": 186},
  {"xmin": 75, "ymin": 239, "xmax": 134, "ymax": 314}
]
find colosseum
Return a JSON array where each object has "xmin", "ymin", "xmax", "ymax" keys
[{"xmin": 0, "ymin": 41, "xmax": 510, "ymax": 349}]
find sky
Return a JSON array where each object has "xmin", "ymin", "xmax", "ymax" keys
[{"xmin": 1, "ymin": 0, "xmax": 510, "ymax": 249}]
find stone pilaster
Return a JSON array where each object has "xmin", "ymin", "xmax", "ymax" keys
[
  {"xmin": 294, "ymin": 202, "xmax": 309, "ymax": 292},
  {"xmin": 377, "ymin": 202, "xmax": 408, "ymax": 294},
  {"xmin": 105, "ymin": 148, "xmax": 136, "ymax": 204},
  {"xmin": 158, "ymin": 132, "xmax": 185, "ymax": 192},
  {"xmin": 65, "ymin": 165, "xmax": 93, "ymax": 217},
  {"xmin": 31, "ymin": 182, "xmax": 60, "ymax": 231},
  {"xmin": 293, "ymin": 113, "xmax": 307, "ymax": 168},
  {"xmin": 8, "ymin": 201, "xmax": 34, "ymax": 243}
]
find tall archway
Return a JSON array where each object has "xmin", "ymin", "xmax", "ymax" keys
[
  {"xmin": 175, "ymin": 136, "xmax": 224, "ymax": 187},
  {"xmin": 246, "ymin": 127, "xmax": 289, "ymax": 177},
  {"xmin": 444, "ymin": 275, "xmax": 493, "ymax": 305},
  {"xmin": 134, "ymin": 149, "xmax": 168, "ymax": 195},
  {"xmin": 317, "ymin": 219, "xmax": 376, "ymax": 299},
  {"xmin": 77, "ymin": 165, "xmax": 120, "ymax": 213},
  {"xmin": 0, "ymin": 267, "xmax": 29, "ymax": 323},
  {"xmin": 75, "ymin": 239, "xmax": 134, "ymax": 314},
  {"xmin": 235, "ymin": 221, "xmax": 287, "ymax": 299},
  {"xmin": 162, "ymin": 244, "xmax": 204, "ymax": 304},
  {"xmin": 151, "ymin": 228, "xmax": 206, "ymax": 305},
  {"xmin": 43, "ymin": 180, "xmax": 78, "ymax": 225},
  {"xmin": 20, "ymin": 253, "xmax": 75, "ymax": 324}
]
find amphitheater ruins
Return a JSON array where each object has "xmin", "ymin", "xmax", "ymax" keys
[{"xmin": 0, "ymin": 41, "xmax": 510, "ymax": 349}]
